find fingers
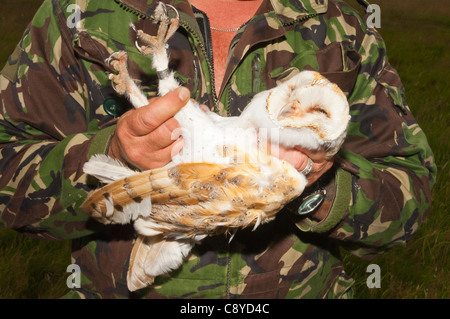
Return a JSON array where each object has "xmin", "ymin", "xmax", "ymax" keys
[
  {"xmin": 136, "ymin": 116, "xmax": 180, "ymax": 150},
  {"xmin": 270, "ymin": 143, "xmax": 306, "ymax": 171},
  {"xmin": 199, "ymin": 104, "xmax": 210, "ymax": 112},
  {"xmin": 109, "ymin": 87, "xmax": 191, "ymax": 170},
  {"xmin": 294, "ymin": 147, "xmax": 334, "ymax": 186},
  {"xmin": 125, "ymin": 87, "xmax": 190, "ymax": 136},
  {"xmin": 269, "ymin": 142, "xmax": 334, "ymax": 186}
]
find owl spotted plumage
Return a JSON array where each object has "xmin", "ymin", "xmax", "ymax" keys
[{"xmin": 82, "ymin": 2, "xmax": 350, "ymax": 292}]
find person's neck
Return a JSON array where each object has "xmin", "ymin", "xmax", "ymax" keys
[{"xmin": 190, "ymin": 0, "xmax": 263, "ymax": 94}]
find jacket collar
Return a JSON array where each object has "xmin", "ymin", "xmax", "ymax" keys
[
  {"xmin": 115, "ymin": 0, "xmax": 328, "ymax": 22},
  {"xmin": 269, "ymin": 0, "xmax": 328, "ymax": 21}
]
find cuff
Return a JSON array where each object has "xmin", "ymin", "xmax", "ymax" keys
[
  {"xmin": 87, "ymin": 124, "xmax": 117, "ymax": 158},
  {"xmin": 296, "ymin": 168, "xmax": 352, "ymax": 233}
]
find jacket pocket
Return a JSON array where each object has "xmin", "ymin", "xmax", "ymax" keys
[
  {"xmin": 270, "ymin": 41, "xmax": 362, "ymax": 97},
  {"xmin": 72, "ymin": 31, "xmax": 114, "ymax": 72}
]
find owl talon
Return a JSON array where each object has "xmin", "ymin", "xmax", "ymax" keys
[
  {"xmin": 129, "ymin": 20, "xmax": 138, "ymax": 33},
  {"xmin": 105, "ymin": 51, "xmax": 128, "ymax": 72},
  {"xmin": 105, "ymin": 52, "xmax": 119, "ymax": 68}
]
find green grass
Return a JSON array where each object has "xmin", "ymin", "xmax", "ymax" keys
[
  {"xmin": 0, "ymin": 0, "xmax": 72, "ymax": 299},
  {"xmin": 0, "ymin": 0, "xmax": 448, "ymax": 299},
  {"xmin": 0, "ymin": 228, "xmax": 71, "ymax": 298}
]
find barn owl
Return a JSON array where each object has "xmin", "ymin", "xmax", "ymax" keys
[{"xmin": 82, "ymin": 2, "xmax": 350, "ymax": 292}]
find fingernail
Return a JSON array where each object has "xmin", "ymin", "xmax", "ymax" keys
[{"xmin": 178, "ymin": 87, "xmax": 190, "ymax": 101}]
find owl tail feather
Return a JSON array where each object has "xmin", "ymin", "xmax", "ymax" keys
[{"xmin": 127, "ymin": 235, "xmax": 194, "ymax": 292}]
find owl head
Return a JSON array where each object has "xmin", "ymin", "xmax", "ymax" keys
[{"xmin": 246, "ymin": 71, "xmax": 350, "ymax": 157}]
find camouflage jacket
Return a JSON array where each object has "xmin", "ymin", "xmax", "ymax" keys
[{"xmin": 0, "ymin": 0, "xmax": 436, "ymax": 298}]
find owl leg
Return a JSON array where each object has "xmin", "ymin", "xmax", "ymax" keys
[
  {"xmin": 131, "ymin": 2, "xmax": 180, "ymax": 96},
  {"xmin": 106, "ymin": 51, "xmax": 149, "ymax": 108}
]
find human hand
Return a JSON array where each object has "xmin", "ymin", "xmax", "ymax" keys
[
  {"xmin": 108, "ymin": 87, "xmax": 190, "ymax": 170},
  {"xmin": 269, "ymin": 142, "xmax": 334, "ymax": 186}
]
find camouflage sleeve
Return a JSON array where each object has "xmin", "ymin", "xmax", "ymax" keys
[
  {"xmin": 291, "ymin": 4, "xmax": 437, "ymax": 259},
  {"xmin": 0, "ymin": 0, "xmax": 112, "ymax": 240}
]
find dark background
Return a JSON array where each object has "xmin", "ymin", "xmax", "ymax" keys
[{"xmin": 0, "ymin": 0, "xmax": 448, "ymax": 298}]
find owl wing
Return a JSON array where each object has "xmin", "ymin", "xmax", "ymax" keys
[
  {"xmin": 83, "ymin": 159, "xmax": 306, "ymax": 292},
  {"xmin": 82, "ymin": 158, "xmax": 305, "ymax": 292},
  {"xmin": 82, "ymin": 159, "xmax": 306, "ymax": 235}
]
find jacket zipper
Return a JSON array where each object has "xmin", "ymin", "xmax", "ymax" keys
[
  {"xmin": 282, "ymin": 13, "xmax": 319, "ymax": 27},
  {"xmin": 180, "ymin": 19, "xmax": 220, "ymax": 111},
  {"xmin": 204, "ymin": 15, "xmax": 249, "ymax": 115},
  {"xmin": 114, "ymin": 0, "xmax": 149, "ymax": 19},
  {"xmin": 189, "ymin": 8, "xmax": 220, "ymax": 111},
  {"xmin": 226, "ymin": 255, "xmax": 232, "ymax": 299},
  {"xmin": 198, "ymin": 12, "xmax": 233, "ymax": 295},
  {"xmin": 223, "ymin": 20, "xmax": 251, "ymax": 115},
  {"xmin": 194, "ymin": 5, "xmax": 257, "ymax": 115}
]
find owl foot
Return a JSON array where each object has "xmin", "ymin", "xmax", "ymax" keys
[
  {"xmin": 130, "ymin": 2, "xmax": 179, "ymax": 58},
  {"xmin": 130, "ymin": 2, "xmax": 181, "ymax": 94},
  {"xmin": 106, "ymin": 51, "xmax": 132, "ymax": 95},
  {"xmin": 106, "ymin": 51, "xmax": 149, "ymax": 108}
]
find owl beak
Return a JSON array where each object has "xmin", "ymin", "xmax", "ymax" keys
[{"xmin": 278, "ymin": 101, "xmax": 303, "ymax": 121}]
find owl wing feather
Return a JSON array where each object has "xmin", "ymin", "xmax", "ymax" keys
[
  {"xmin": 127, "ymin": 235, "xmax": 194, "ymax": 292},
  {"xmin": 83, "ymin": 154, "xmax": 139, "ymax": 184},
  {"xmin": 127, "ymin": 236, "xmax": 155, "ymax": 291}
]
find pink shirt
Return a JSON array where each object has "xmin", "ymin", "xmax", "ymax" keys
[{"xmin": 190, "ymin": 0, "xmax": 263, "ymax": 93}]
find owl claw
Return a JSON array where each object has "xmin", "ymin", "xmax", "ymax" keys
[
  {"xmin": 156, "ymin": 1, "xmax": 169, "ymax": 21},
  {"xmin": 105, "ymin": 51, "xmax": 128, "ymax": 72},
  {"xmin": 129, "ymin": 20, "xmax": 138, "ymax": 33},
  {"xmin": 228, "ymin": 230, "xmax": 237, "ymax": 243},
  {"xmin": 109, "ymin": 74, "xmax": 122, "ymax": 94},
  {"xmin": 105, "ymin": 51, "xmax": 120, "ymax": 67}
]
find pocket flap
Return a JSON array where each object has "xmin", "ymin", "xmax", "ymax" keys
[{"xmin": 270, "ymin": 41, "xmax": 362, "ymax": 96}]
